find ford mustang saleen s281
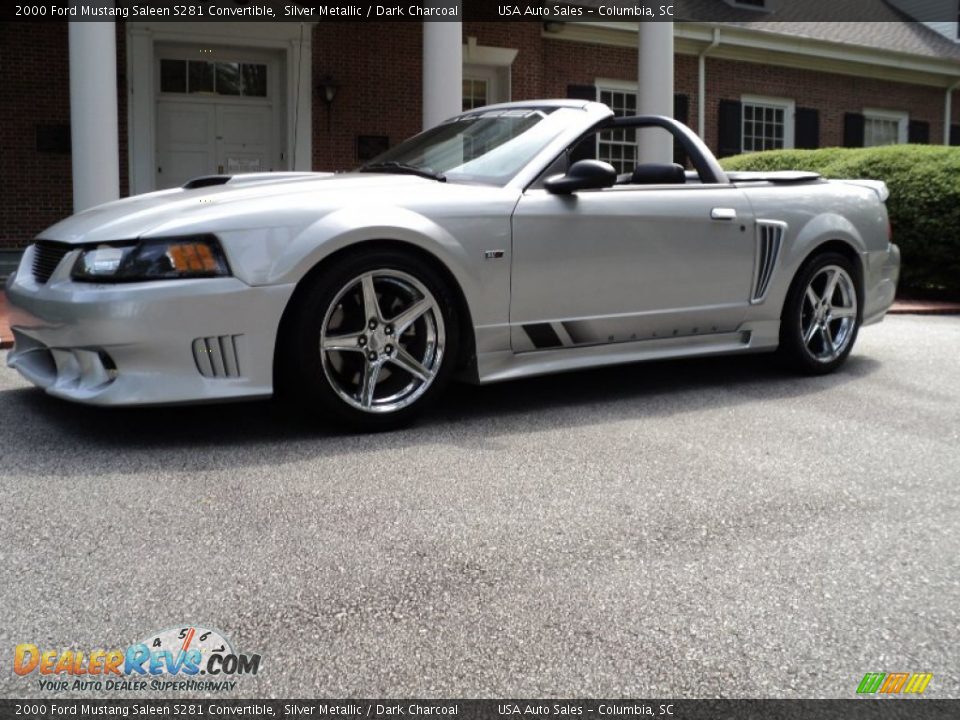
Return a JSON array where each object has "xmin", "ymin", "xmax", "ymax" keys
[{"xmin": 6, "ymin": 100, "xmax": 900, "ymax": 430}]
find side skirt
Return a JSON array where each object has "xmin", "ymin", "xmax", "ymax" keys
[{"xmin": 474, "ymin": 320, "xmax": 780, "ymax": 384}]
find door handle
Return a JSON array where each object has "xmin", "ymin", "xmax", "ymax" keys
[{"xmin": 711, "ymin": 207, "xmax": 737, "ymax": 220}]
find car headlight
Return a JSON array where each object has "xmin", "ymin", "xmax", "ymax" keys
[{"xmin": 71, "ymin": 235, "xmax": 230, "ymax": 282}]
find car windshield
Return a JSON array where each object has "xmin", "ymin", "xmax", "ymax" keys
[{"xmin": 357, "ymin": 107, "xmax": 578, "ymax": 186}]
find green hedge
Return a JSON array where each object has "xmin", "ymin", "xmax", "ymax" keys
[{"xmin": 720, "ymin": 145, "xmax": 960, "ymax": 294}]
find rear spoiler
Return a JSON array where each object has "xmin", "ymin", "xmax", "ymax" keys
[{"xmin": 726, "ymin": 170, "xmax": 889, "ymax": 203}]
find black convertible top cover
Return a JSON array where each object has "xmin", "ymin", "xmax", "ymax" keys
[{"xmin": 726, "ymin": 170, "xmax": 822, "ymax": 183}]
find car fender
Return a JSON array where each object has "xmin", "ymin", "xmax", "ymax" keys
[
  {"xmin": 283, "ymin": 205, "xmax": 474, "ymax": 286},
  {"xmin": 263, "ymin": 204, "xmax": 482, "ymax": 320},
  {"xmin": 757, "ymin": 212, "xmax": 868, "ymax": 322}
]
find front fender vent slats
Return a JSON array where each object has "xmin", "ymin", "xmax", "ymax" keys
[
  {"xmin": 192, "ymin": 335, "xmax": 244, "ymax": 378},
  {"xmin": 31, "ymin": 241, "xmax": 72, "ymax": 284},
  {"xmin": 751, "ymin": 220, "xmax": 786, "ymax": 304}
]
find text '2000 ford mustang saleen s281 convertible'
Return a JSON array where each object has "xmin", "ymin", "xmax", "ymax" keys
[{"xmin": 6, "ymin": 100, "xmax": 900, "ymax": 430}]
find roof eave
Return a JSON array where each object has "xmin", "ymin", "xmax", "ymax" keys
[{"xmin": 549, "ymin": 21, "xmax": 960, "ymax": 87}]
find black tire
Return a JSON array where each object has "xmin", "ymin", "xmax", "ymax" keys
[
  {"xmin": 778, "ymin": 251, "xmax": 861, "ymax": 375},
  {"xmin": 276, "ymin": 249, "xmax": 460, "ymax": 430}
]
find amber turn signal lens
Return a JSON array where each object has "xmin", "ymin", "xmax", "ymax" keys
[{"xmin": 168, "ymin": 242, "xmax": 219, "ymax": 273}]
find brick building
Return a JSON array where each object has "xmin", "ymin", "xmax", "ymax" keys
[{"xmin": 3, "ymin": 1, "xmax": 960, "ymax": 272}]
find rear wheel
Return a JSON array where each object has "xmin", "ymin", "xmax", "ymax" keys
[
  {"xmin": 778, "ymin": 252, "xmax": 861, "ymax": 374},
  {"xmin": 278, "ymin": 250, "xmax": 459, "ymax": 430}
]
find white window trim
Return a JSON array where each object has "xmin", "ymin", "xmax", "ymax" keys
[
  {"xmin": 462, "ymin": 37, "xmax": 518, "ymax": 67},
  {"xmin": 461, "ymin": 73, "xmax": 494, "ymax": 111},
  {"xmin": 740, "ymin": 94, "xmax": 795, "ymax": 151},
  {"xmin": 863, "ymin": 108, "xmax": 909, "ymax": 145},
  {"xmin": 462, "ymin": 37, "xmax": 517, "ymax": 106},
  {"xmin": 594, "ymin": 81, "xmax": 640, "ymax": 174}
]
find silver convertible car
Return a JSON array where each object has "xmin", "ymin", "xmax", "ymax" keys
[{"xmin": 6, "ymin": 100, "xmax": 899, "ymax": 429}]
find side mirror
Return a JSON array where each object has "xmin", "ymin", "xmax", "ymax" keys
[{"xmin": 545, "ymin": 159, "xmax": 617, "ymax": 195}]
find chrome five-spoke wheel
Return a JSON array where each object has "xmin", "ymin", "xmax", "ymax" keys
[
  {"xmin": 800, "ymin": 264, "xmax": 858, "ymax": 363},
  {"xmin": 320, "ymin": 270, "xmax": 446, "ymax": 414},
  {"xmin": 779, "ymin": 251, "xmax": 861, "ymax": 375}
]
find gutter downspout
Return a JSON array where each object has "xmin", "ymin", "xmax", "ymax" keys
[
  {"xmin": 944, "ymin": 79, "xmax": 960, "ymax": 145},
  {"xmin": 698, "ymin": 28, "xmax": 721, "ymax": 140}
]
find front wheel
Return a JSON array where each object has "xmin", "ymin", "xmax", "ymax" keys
[
  {"xmin": 778, "ymin": 252, "xmax": 861, "ymax": 375},
  {"xmin": 278, "ymin": 250, "xmax": 459, "ymax": 430}
]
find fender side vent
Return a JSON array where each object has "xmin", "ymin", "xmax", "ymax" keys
[
  {"xmin": 193, "ymin": 335, "xmax": 243, "ymax": 378},
  {"xmin": 183, "ymin": 175, "xmax": 231, "ymax": 190},
  {"xmin": 751, "ymin": 220, "xmax": 786, "ymax": 304}
]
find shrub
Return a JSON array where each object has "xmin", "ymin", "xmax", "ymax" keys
[{"xmin": 721, "ymin": 145, "xmax": 960, "ymax": 294}]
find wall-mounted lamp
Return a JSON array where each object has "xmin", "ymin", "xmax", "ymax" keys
[
  {"xmin": 317, "ymin": 75, "xmax": 338, "ymax": 105},
  {"xmin": 316, "ymin": 75, "xmax": 339, "ymax": 129}
]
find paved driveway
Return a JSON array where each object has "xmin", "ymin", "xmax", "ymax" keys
[{"xmin": 1, "ymin": 315, "xmax": 958, "ymax": 698}]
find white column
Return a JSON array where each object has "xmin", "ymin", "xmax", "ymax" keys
[
  {"xmin": 422, "ymin": 18, "xmax": 462, "ymax": 130},
  {"xmin": 69, "ymin": 11, "xmax": 120, "ymax": 212},
  {"xmin": 945, "ymin": 82, "xmax": 960, "ymax": 145},
  {"xmin": 290, "ymin": 30, "xmax": 313, "ymax": 171},
  {"xmin": 128, "ymin": 26, "xmax": 154, "ymax": 196},
  {"xmin": 637, "ymin": 22, "xmax": 674, "ymax": 164}
]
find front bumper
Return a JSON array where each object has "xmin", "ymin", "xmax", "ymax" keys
[{"xmin": 5, "ymin": 250, "xmax": 294, "ymax": 405}]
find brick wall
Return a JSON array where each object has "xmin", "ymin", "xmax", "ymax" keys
[
  {"xmin": 0, "ymin": 21, "xmax": 128, "ymax": 249},
  {"xmin": 312, "ymin": 23, "xmax": 423, "ymax": 172},
  {"xmin": 537, "ymin": 38, "xmax": 954, "ymax": 151},
  {"xmin": 701, "ymin": 57, "xmax": 952, "ymax": 151},
  {"xmin": 0, "ymin": 23, "xmax": 72, "ymax": 248},
  {"xmin": 315, "ymin": 27, "xmax": 956, "ymax": 168}
]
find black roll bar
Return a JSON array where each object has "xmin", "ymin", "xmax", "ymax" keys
[{"xmin": 610, "ymin": 115, "xmax": 729, "ymax": 185}]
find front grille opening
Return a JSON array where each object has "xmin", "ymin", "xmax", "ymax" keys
[{"xmin": 31, "ymin": 241, "xmax": 72, "ymax": 284}]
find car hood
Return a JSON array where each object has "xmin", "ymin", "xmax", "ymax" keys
[{"xmin": 38, "ymin": 172, "xmax": 474, "ymax": 244}]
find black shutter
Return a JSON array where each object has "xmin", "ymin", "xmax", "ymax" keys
[
  {"xmin": 673, "ymin": 93, "xmax": 689, "ymax": 125},
  {"xmin": 36, "ymin": 124, "xmax": 71, "ymax": 154},
  {"xmin": 951, "ymin": 124, "xmax": 960, "ymax": 146},
  {"xmin": 908, "ymin": 120, "xmax": 930, "ymax": 144},
  {"xmin": 717, "ymin": 100, "xmax": 742, "ymax": 157},
  {"xmin": 843, "ymin": 113, "xmax": 865, "ymax": 147},
  {"xmin": 567, "ymin": 84, "xmax": 596, "ymax": 101},
  {"xmin": 794, "ymin": 108, "xmax": 820, "ymax": 149},
  {"xmin": 673, "ymin": 94, "xmax": 690, "ymax": 165}
]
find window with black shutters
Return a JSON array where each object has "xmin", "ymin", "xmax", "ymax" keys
[{"xmin": 740, "ymin": 96, "xmax": 795, "ymax": 152}]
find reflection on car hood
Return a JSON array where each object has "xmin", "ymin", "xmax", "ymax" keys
[{"xmin": 38, "ymin": 172, "xmax": 454, "ymax": 244}]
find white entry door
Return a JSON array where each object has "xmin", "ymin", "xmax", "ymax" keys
[{"xmin": 157, "ymin": 101, "xmax": 273, "ymax": 188}]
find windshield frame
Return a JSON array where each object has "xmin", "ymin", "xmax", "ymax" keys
[{"xmin": 354, "ymin": 102, "xmax": 610, "ymax": 189}]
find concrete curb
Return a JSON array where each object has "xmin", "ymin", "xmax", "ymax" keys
[{"xmin": 888, "ymin": 302, "xmax": 960, "ymax": 316}]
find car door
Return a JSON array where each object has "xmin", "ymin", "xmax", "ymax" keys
[{"xmin": 510, "ymin": 184, "xmax": 756, "ymax": 351}]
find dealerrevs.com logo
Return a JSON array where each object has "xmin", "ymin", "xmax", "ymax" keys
[{"xmin": 13, "ymin": 625, "xmax": 261, "ymax": 693}]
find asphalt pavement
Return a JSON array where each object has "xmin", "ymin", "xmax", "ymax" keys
[{"xmin": 0, "ymin": 315, "xmax": 958, "ymax": 699}]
